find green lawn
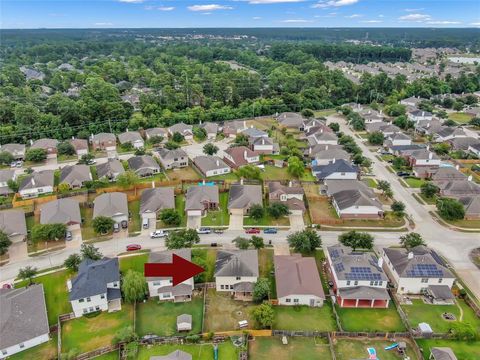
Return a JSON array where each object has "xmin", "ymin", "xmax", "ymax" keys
[
  {"xmin": 363, "ymin": 177, "xmax": 377, "ymax": 188},
  {"xmin": 137, "ymin": 342, "xmax": 239, "ymax": 360},
  {"xmin": 419, "ymin": 193, "xmax": 437, "ymax": 205},
  {"xmin": 273, "ymin": 303, "xmax": 337, "ymax": 331},
  {"xmin": 249, "ymin": 336, "xmax": 332, "ymax": 360},
  {"xmin": 128, "ymin": 199, "xmax": 141, "ymax": 233},
  {"xmin": 258, "ymin": 248, "xmax": 276, "ymax": 298},
  {"xmin": 335, "ymin": 338, "xmax": 420, "ymax": 360},
  {"xmin": 119, "ymin": 253, "xmax": 149, "ymax": 273},
  {"xmin": 136, "ymin": 296, "xmax": 204, "ymax": 336},
  {"xmin": 90, "ymin": 351, "xmax": 119, "ymax": 360},
  {"xmin": 244, "ymin": 213, "xmax": 290, "ymax": 227},
  {"xmin": 192, "ymin": 248, "xmax": 217, "ymax": 282},
  {"xmin": 61, "ymin": 305, "xmax": 134, "ymax": 353},
  {"xmin": 448, "ymin": 112, "xmax": 474, "ymax": 124},
  {"xmin": 157, "ymin": 194, "xmax": 186, "ymax": 228},
  {"xmin": 440, "ymin": 216, "xmax": 480, "ymax": 229},
  {"xmin": 261, "ymin": 165, "xmax": 315, "ymax": 181},
  {"xmin": 404, "ymin": 177, "xmax": 427, "ymax": 188},
  {"xmin": 9, "ymin": 337, "xmax": 58, "ymax": 360},
  {"xmin": 80, "ymin": 206, "xmax": 98, "ymax": 240},
  {"xmin": 201, "ymin": 192, "xmax": 230, "ymax": 226},
  {"xmin": 402, "ymin": 299, "xmax": 480, "ymax": 333},
  {"xmin": 416, "ymin": 339, "xmax": 480, "ymax": 360},
  {"xmin": 336, "ymin": 303, "xmax": 405, "ymax": 332},
  {"xmin": 16, "ymin": 270, "xmax": 72, "ymax": 325}
]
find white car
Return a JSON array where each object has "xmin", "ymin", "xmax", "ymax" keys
[
  {"xmin": 150, "ymin": 230, "xmax": 167, "ymax": 238},
  {"xmin": 196, "ymin": 227, "xmax": 211, "ymax": 234}
]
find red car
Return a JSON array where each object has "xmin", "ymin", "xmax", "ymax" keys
[
  {"xmin": 245, "ymin": 228, "xmax": 260, "ymax": 234},
  {"xmin": 126, "ymin": 244, "xmax": 141, "ymax": 251}
]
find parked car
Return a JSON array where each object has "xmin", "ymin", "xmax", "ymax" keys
[
  {"xmin": 213, "ymin": 229, "xmax": 224, "ymax": 234},
  {"xmin": 121, "ymin": 220, "xmax": 128, "ymax": 229},
  {"xmin": 150, "ymin": 230, "xmax": 168, "ymax": 238},
  {"xmin": 65, "ymin": 231, "xmax": 73, "ymax": 241},
  {"xmin": 197, "ymin": 227, "xmax": 212, "ymax": 234},
  {"xmin": 396, "ymin": 171, "xmax": 411, "ymax": 177},
  {"xmin": 263, "ymin": 228, "xmax": 277, "ymax": 234},
  {"xmin": 245, "ymin": 228, "xmax": 260, "ymax": 234},
  {"xmin": 126, "ymin": 244, "xmax": 141, "ymax": 251},
  {"xmin": 113, "ymin": 223, "xmax": 120, "ymax": 233}
]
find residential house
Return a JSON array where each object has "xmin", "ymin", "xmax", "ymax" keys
[
  {"xmin": 140, "ymin": 187, "xmax": 175, "ymax": 222},
  {"xmin": 185, "ymin": 185, "xmax": 219, "ymax": 216},
  {"xmin": 312, "ymin": 159, "xmax": 358, "ymax": 181},
  {"xmin": 146, "ymin": 249, "xmax": 193, "ymax": 302},
  {"xmin": 199, "ymin": 122, "xmax": 219, "ymax": 139},
  {"xmin": 313, "ymin": 148, "xmax": 350, "ymax": 166},
  {"xmin": 19, "ymin": 66, "xmax": 45, "ymax": 81},
  {"xmin": 382, "ymin": 245, "xmax": 455, "ymax": 295},
  {"xmin": 365, "ymin": 122, "xmax": 401, "ymax": 136},
  {"xmin": 326, "ymin": 245, "xmax": 390, "ymax": 308},
  {"xmin": 430, "ymin": 166, "xmax": 466, "ymax": 183},
  {"xmin": 383, "ymin": 133, "xmax": 412, "ymax": 148},
  {"xmin": 468, "ymin": 143, "xmax": 480, "ymax": 157},
  {"xmin": 93, "ymin": 192, "xmax": 128, "ymax": 224},
  {"xmin": 303, "ymin": 118, "xmax": 330, "ymax": 133},
  {"xmin": 0, "ymin": 169, "xmax": 15, "ymax": 195},
  {"xmin": 405, "ymin": 150, "xmax": 441, "ymax": 178},
  {"xmin": 30, "ymin": 138, "xmax": 59, "ymax": 159},
  {"xmin": 268, "ymin": 181, "xmax": 305, "ymax": 214},
  {"xmin": 416, "ymin": 119, "xmax": 443, "ymax": 136},
  {"xmin": 249, "ymin": 137, "xmax": 279, "ymax": 154},
  {"xmin": 465, "ymin": 106, "xmax": 480, "ymax": 118},
  {"xmin": 150, "ymin": 350, "xmax": 192, "ymax": 360},
  {"xmin": 277, "ymin": 112, "xmax": 305, "ymax": 130},
  {"xmin": 434, "ymin": 127, "xmax": 467, "ymax": 142},
  {"xmin": 459, "ymin": 196, "xmax": 480, "ymax": 220},
  {"xmin": 154, "ymin": 148, "xmax": 188, "ymax": 170},
  {"xmin": 332, "ymin": 188, "xmax": 383, "ymax": 219},
  {"xmin": 222, "ymin": 120, "xmax": 247, "ymax": 138},
  {"xmin": 68, "ymin": 258, "xmax": 121, "ymax": 317},
  {"xmin": 59, "ymin": 165, "xmax": 92, "ymax": 189},
  {"xmin": 0, "ymin": 210, "xmax": 27, "ymax": 243},
  {"xmin": 408, "ymin": 110, "xmax": 433, "ymax": 122},
  {"xmin": 19, "ymin": 170, "xmax": 54, "ymax": 198},
  {"xmin": 118, "ymin": 131, "xmax": 144, "ymax": 149},
  {"xmin": 400, "ymin": 96, "xmax": 424, "ymax": 107},
  {"xmin": 145, "ymin": 127, "xmax": 167, "ymax": 141},
  {"xmin": 275, "ymin": 255, "xmax": 325, "ymax": 307},
  {"xmin": 215, "ymin": 250, "xmax": 259, "ymax": 300},
  {"xmin": 223, "ymin": 146, "xmax": 260, "ymax": 169},
  {"xmin": 387, "ymin": 144, "xmax": 425, "ymax": 156},
  {"xmin": 127, "ymin": 155, "xmax": 160, "ymax": 177},
  {"xmin": 436, "ymin": 179, "xmax": 480, "ymax": 198},
  {"xmin": 320, "ymin": 179, "xmax": 370, "ymax": 196},
  {"xmin": 193, "ymin": 156, "xmax": 231, "ymax": 178},
  {"xmin": 69, "ymin": 138, "xmax": 89, "ymax": 159},
  {"xmin": 91, "ymin": 133, "xmax": 117, "ymax": 157},
  {"xmin": 241, "ymin": 126, "xmax": 268, "ymax": 139},
  {"xmin": 168, "ymin": 123, "xmax": 193, "ymax": 140},
  {"xmin": 360, "ymin": 109, "xmax": 384, "ymax": 123},
  {"xmin": 429, "ymin": 348, "xmax": 457, "ymax": 360},
  {"xmin": 96, "ymin": 159, "xmax": 125, "ymax": 181},
  {"xmin": 306, "ymin": 144, "xmax": 342, "ymax": 158},
  {"xmin": 0, "ymin": 285, "xmax": 49, "ymax": 358},
  {"xmin": 228, "ymin": 184, "xmax": 263, "ymax": 215},
  {"xmin": 448, "ymin": 137, "xmax": 480, "ymax": 151},
  {"xmin": 307, "ymin": 131, "xmax": 338, "ymax": 146},
  {"xmin": 40, "ymin": 199, "xmax": 81, "ymax": 230},
  {"xmin": 0, "ymin": 143, "xmax": 25, "ymax": 160}
]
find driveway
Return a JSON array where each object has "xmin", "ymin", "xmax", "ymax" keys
[
  {"xmin": 289, "ymin": 213, "xmax": 304, "ymax": 231},
  {"xmin": 8, "ymin": 242, "xmax": 28, "ymax": 262},
  {"xmin": 228, "ymin": 210, "xmax": 243, "ymax": 231},
  {"xmin": 274, "ymin": 243, "xmax": 290, "ymax": 256},
  {"xmin": 187, "ymin": 215, "xmax": 201, "ymax": 229},
  {"xmin": 65, "ymin": 228, "xmax": 82, "ymax": 249}
]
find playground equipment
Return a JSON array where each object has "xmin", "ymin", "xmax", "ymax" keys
[
  {"xmin": 367, "ymin": 347, "xmax": 378, "ymax": 360},
  {"xmin": 384, "ymin": 343, "xmax": 399, "ymax": 351},
  {"xmin": 213, "ymin": 344, "xmax": 218, "ymax": 360}
]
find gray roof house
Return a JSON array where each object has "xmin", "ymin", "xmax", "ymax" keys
[
  {"xmin": 91, "ymin": 133, "xmax": 116, "ymax": 151},
  {"xmin": 140, "ymin": 187, "xmax": 175, "ymax": 218},
  {"xmin": 145, "ymin": 127, "xmax": 167, "ymax": 140},
  {"xmin": 312, "ymin": 159, "xmax": 358, "ymax": 180},
  {"xmin": 127, "ymin": 155, "xmax": 160, "ymax": 177},
  {"xmin": 222, "ymin": 120, "xmax": 247, "ymax": 137},
  {"xmin": 215, "ymin": 250, "xmax": 259, "ymax": 298},
  {"xmin": 93, "ymin": 192, "xmax": 128, "ymax": 223},
  {"xmin": 0, "ymin": 169, "xmax": 15, "ymax": 195},
  {"xmin": 0, "ymin": 210, "xmax": 27, "ymax": 243},
  {"xmin": 459, "ymin": 196, "xmax": 480, "ymax": 220},
  {"xmin": 0, "ymin": 143, "xmax": 26, "ymax": 160},
  {"xmin": 150, "ymin": 350, "xmax": 192, "ymax": 360},
  {"xmin": 228, "ymin": 184, "xmax": 263, "ymax": 214},
  {"xmin": 199, "ymin": 122, "xmax": 219, "ymax": 138},
  {"xmin": 277, "ymin": 112, "xmax": 305, "ymax": 129},
  {"xmin": 320, "ymin": 179, "xmax": 371, "ymax": 196},
  {"xmin": 431, "ymin": 167, "xmax": 466, "ymax": 183},
  {"xmin": 153, "ymin": 148, "xmax": 188, "ymax": 170},
  {"xmin": 168, "ymin": 122, "xmax": 193, "ymax": 138},
  {"xmin": 0, "ymin": 285, "xmax": 50, "ymax": 358},
  {"xmin": 185, "ymin": 185, "xmax": 219, "ymax": 215},
  {"xmin": 313, "ymin": 148, "xmax": 350, "ymax": 166},
  {"xmin": 96, "ymin": 159, "xmax": 125, "ymax": 181},
  {"xmin": 448, "ymin": 137, "xmax": 480, "ymax": 151},
  {"xmin": 437, "ymin": 180, "xmax": 480, "ymax": 198},
  {"xmin": 31, "ymin": 138, "xmax": 59, "ymax": 156},
  {"xmin": 40, "ymin": 198, "xmax": 81, "ymax": 227},
  {"xmin": 241, "ymin": 126, "xmax": 268, "ymax": 138},
  {"xmin": 118, "ymin": 131, "xmax": 144, "ymax": 149},
  {"xmin": 19, "ymin": 170, "xmax": 54, "ymax": 198},
  {"xmin": 332, "ymin": 188, "xmax": 383, "ymax": 219},
  {"xmin": 435, "ymin": 127, "xmax": 467, "ymax": 142},
  {"xmin": 59, "ymin": 165, "xmax": 92, "ymax": 188},
  {"xmin": 193, "ymin": 156, "xmax": 231, "ymax": 178},
  {"xmin": 430, "ymin": 347, "xmax": 457, "ymax": 360}
]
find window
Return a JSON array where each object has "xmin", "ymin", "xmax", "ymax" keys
[
  {"xmin": 220, "ymin": 285, "xmax": 224, "ymax": 290},
  {"xmin": 438, "ymin": 278, "xmax": 443, "ymax": 283},
  {"xmin": 19, "ymin": 343, "xmax": 25, "ymax": 349},
  {"xmin": 354, "ymin": 281, "xmax": 358, "ymax": 286},
  {"xmin": 83, "ymin": 308, "xmax": 88, "ymax": 314},
  {"xmin": 293, "ymin": 299, "xmax": 299, "ymax": 303},
  {"xmin": 95, "ymin": 306, "xmax": 100, "ymax": 311},
  {"xmin": 100, "ymin": 294, "xmax": 105, "ymax": 299},
  {"xmin": 346, "ymin": 281, "xmax": 350, "ymax": 286},
  {"xmin": 379, "ymin": 281, "xmax": 383, "ymax": 287},
  {"xmin": 421, "ymin": 278, "xmax": 428, "ymax": 283},
  {"xmin": 341, "ymin": 172, "xmax": 345, "ymax": 176},
  {"xmin": 169, "ymin": 279, "xmax": 172, "ymax": 284},
  {"xmin": 162, "ymin": 293, "xmax": 170, "ymax": 299},
  {"xmin": 79, "ymin": 298, "xmax": 84, "ymax": 303},
  {"xmin": 236, "ymin": 277, "xmax": 241, "ymax": 281},
  {"xmin": 113, "ymin": 283, "xmax": 118, "ymax": 287},
  {"xmin": 370, "ymin": 281, "xmax": 374, "ymax": 286},
  {"xmin": 230, "ymin": 285, "xmax": 234, "ymax": 290},
  {"xmin": 1, "ymin": 350, "xmax": 7, "ymax": 355},
  {"xmin": 153, "ymin": 281, "xmax": 161, "ymax": 286},
  {"xmin": 285, "ymin": 299, "xmax": 291, "ymax": 303},
  {"xmin": 86, "ymin": 297, "xmax": 91, "ymax": 302}
]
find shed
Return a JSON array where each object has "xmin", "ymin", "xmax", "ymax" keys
[
  {"xmin": 176, "ymin": 314, "xmax": 192, "ymax": 332},
  {"xmin": 418, "ymin": 322, "xmax": 433, "ymax": 336}
]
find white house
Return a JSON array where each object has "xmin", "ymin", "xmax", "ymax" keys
[
  {"xmin": 332, "ymin": 189, "xmax": 383, "ymax": 219},
  {"xmin": 382, "ymin": 246, "xmax": 455, "ymax": 295},
  {"xmin": 193, "ymin": 156, "xmax": 231, "ymax": 178},
  {"xmin": 68, "ymin": 258, "xmax": 121, "ymax": 318},
  {"xmin": 18, "ymin": 170, "xmax": 54, "ymax": 199},
  {"xmin": 408, "ymin": 110, "xmax": 433, "ymax": 122},
  {"xmin": 384, "ymin": 133, "xmax": 412, "ymax": 147}
]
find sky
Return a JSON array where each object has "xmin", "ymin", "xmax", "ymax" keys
[{"xmin": 1, "ymin": 0, "xmax": 479, "ymax": 29}]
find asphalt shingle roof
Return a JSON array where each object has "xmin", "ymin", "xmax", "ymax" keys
[
  {"xmin": 215, "ymin": 250, "xmax": 259, "ymax": 278},
  {"xmin": 140, "ymin": 187, "xmax": 175, "ymax": 214},
  {"xmin": 40, "ymin": 198, "xmax": 81, "ymax": 225},
  {"xmin": 228, "ymin": 184, "xmax": 262, "ymax": 210}
]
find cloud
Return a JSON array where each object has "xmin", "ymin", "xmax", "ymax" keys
[
  {"xmin": 248, "ymin": 0, "xmax": 304, "ymax": 3},
  {"xmin": 187, "ymin": 4, "xmax": 233, "ymax": 11},
  {"xmin": 281, "ymin": 19, "xmax": 313, "ymax": 23},
  {"xmin": 145, "ymin": 6, "xmax": 175, "ymax": 11},
  {"xmin": 404, "ymin": 8, "xmax": 424, "ymax": 12},
  {"xmin": 118, "ymin": 0, "xmax": 144, "ymax": 3},
  {"xmin": 252, "ymin": 16, "xmax": 262, "ymax": 20},
  {"xmin": 312, "ymin": 0, "xmax": 358, "ymax": 9},
  {"xmin": 398, "ymin": 13, "xmax": 431, "ymax": 22},
  {"xmin": 345, "ymin": 14, "xmax": 362, "ymax": 18},
  {"xmin": 361, "ymin": 20, "xmax": 383, "ymax": 23},
  {"xmin": 426, "ymin": 20, "xmax": 461, "ymax": 25},
  {"xmin": 470, "ymin": 22, "xmax": 480, "ymax": 26},
  {"xmin": 94, "ymin": 22, "xmax": 113, "ymax": 26}
]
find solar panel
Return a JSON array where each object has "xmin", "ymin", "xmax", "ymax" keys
[
  {"xmin": 406, "ymin": 264, "xmax": 444, "ymax": 277},
  {"xmin": 334, "ymin": 263, "xmax": 345, "ymax": 273},
  {"xmin": 330, "ymin": 249, "xmax": 340, "ymax": 259},
  {"xmin": 345, "ymin": 266, "xmax": 382, "ymax": 281}
]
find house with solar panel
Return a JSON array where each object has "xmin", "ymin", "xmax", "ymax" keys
[
  {"xmin": 382, "ymin": 246, "xmax": 455, "ymax": 300},
  {"xmin": 326, "ymin": 245, "xmax": 390, "ymax": 308}
]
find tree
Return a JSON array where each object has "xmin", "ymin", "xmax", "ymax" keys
[
  {"xmin": 252, "ymin": 303, "xmax": 274, "ymax": 328},
  {"xmin": 267, "ymin": 202, "xmax": 290, "ymax": 219},
  {"xmin": 368, "ymin": 131, "xmax": 384, "ymax": 145},
  {"xmin": 203, "ymin": 143, "xmax": 219, "ymax": 155},
  {"xmin": 237, "ymin": 165, "xmax": 261, "ymax": 180},
  {"xmin": 391, "ymin": 201, "xmax": 406, "ymax": 216},
  {"xmin": 437, "ymin": 198, "xmax": 465, "ymax": 221},
  {"xmin": 421, "ymin": 182, "xmax": 440, "ymax": 198},
  {"xmin": 31, "ymin": 223, "xmax": 67, "ymax": 242},
  {"xmin": 25, "ymin": 148, "xmax": 47, "ymax": 162},
  {"xmin": 232, "ymin": 236, "xmax": 250, "ymax": 250},
  {"xmin": 432, "ymin": 143, "xmax": 451, "ymax": 155},
  {"xmin": 64, "ymin": 253, "xmax": 82, "ymax": 272},
  {"xmin": 57, "ymin": 142, "xmax": 75, "ymax": 156},
  {"xmin": 338, "ymin": 231, "xmax": 374, "ymax": 251},
  {"xmin": 92, "ymin": 216, "xmax": 115, "ymax": 234},
  {"xmin": 451, "ymin": 322, "xmax": 478, "ymax": 341},
  {"xmin": 393, "ymin": 115, "xmax": 413, "ymax": 130},
  {"xmin": 148, "ymin": 135, "xmax": 164, "ymax": 145},
  {"xmin": 250, "ymin": 235, "xmax": 264, "ymax": 249},
  {"xmin": 287, "ymin": 156, "xmax": 304, "ymax": 178},
  {"xmin": 233, "ymin": 134, "xmax": 249, "ymax": 147},
  {"xmin": 172, "ymin": 132, "xmax": 184, "ymax": 143},
  {"xmin": 301, "ymin": 109, "xmax": 314, "ymax": 118},
  {"xmin": 18, "ymin": 266, "xmax": 37, "ymax": 285},
  {"xmin": 328, "ymin": 122, "xmax": 340, "ymax": 132},
  {"xmin": 80, "ymin": 243, "xmax": 103, "ymax": 261},
  {"xmin": 0, "ymin": 151, "xmax": 14, "ymax": 166},
  {"xmin": 58, "ymin": 182, "xmax": 71, "ymax": 194},
  {"xmin": 121, "ymin": 270, "xmax": 147, "ymax": 304},
  {"xmin": 165, "ymin": 141, "xmax": 180, "ymax": 150},
  {"xmin": 469, "ymin": 117, "xmax": 480, "ymax": 127},
  {"xmin": 253, "ymin": 278, "xmax": 271, "ymax": 302},
  {"xmin": 0, "ymin": 231, "xmax": 12, "ymax": 256},
  {"xmin": 116, "ymin": 171, "xmax": 139, "ymax": 189},
  {"xmin": 166, "ymin": 229, "xmax": 200, "ymax": 249},
  {"xmin": 193, "ymin": 127, "xmax": 207, "ymax": 141},
  {"xmin": 160, "ymin": 208, "xmax": 181, "ymax": 226},
  {"xmin": 399, "ymin": 232, "xmax": 426, "ymax": 249},
  {"xmin": 384, "ymin": 103, "xmax": 406, "ymax": 117},
  {"xmin": 249, "ymin": 204, "xmax": 264, "ymax": 220},
  {"xmin": 78, "ymin": 153, "xmax": 95, "ymax": 164},
  {"xmin": 112, "ymin": 326, "xmax": 138, "ymax": 345},
  {"xmin": 7, "ymin": 179, "xmax": 18, "ymax": 193},
  {"xmin": 377, "ymin": 180, "xmax": 392, "ymax": 197},
  {"xmin": 287, "ymin": 229, "xmax": 321, "ymax": 253},
  {"xmin": 392, "ymin": 157, "xmax": 407, "ymax": 169}
]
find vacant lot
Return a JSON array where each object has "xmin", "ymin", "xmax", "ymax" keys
[
  {"xmin": 334, "ymin": 338, "xmax": 419, "ymax": 360},
  {"xmin": 137, "ymin": 342, "xmax": 239, "ymax": 360},
  {"xmin": 336, "ymin": 303, "xmax": 405, "ymax": 332},
  {"xmin": 165, "ymin": 167, "xmax": 201, "ymax": 181},
  {"xmin": 448, "ymin": 112, "xmax": 473, "ymax": 124},
  {"xmin": 416, "ymin": 339, "xmax": 480, "ymax": 360},
  {"xmin": 273, "ymin": 303, "xmax": 337, "ymax": 331},
  {"xmin": 249, "ymin": 336, "xmax": 332, "ymax": 360}
]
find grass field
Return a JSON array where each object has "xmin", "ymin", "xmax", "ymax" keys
[
  {"xmin": 448, "ymin": 112, "xmax": 474, "ymax": 124},
  {"xmin": 128, "ymin": 199, "xmax": 141, "ymax": 233},
  {"xmin": 136, "ymin": 296, "xmax": 204, "ymax": 336},
  {"xmin": 261, "ymin": 165, "xmax": 315, "ymax": 181},
  {"xmin": 9, "ymin": 337, "xmax": 58, "ymax": 360},
  {"xmin": 336, "ymin": 303, "xmax": 405, "ymax": 332},
  {"xmin": 334, "ymin": 338, "xmax": 420, "ymax": 360},
  {"xmin": 119, "ymin": 253, "xmax": 149, "ymax": 273},
  {"xmin": 404, "ymin": 177, "xmax": 427, "ymax": 188},
  {"xmin": 416, "ymin": 339, "xmax": 480, "ymax": 360},
  {"xmin": 258, "ymin": 248, "xmax": 276, "ymax": 298},
  {"xmin": 137, "ymin": 342, "xmax": 239, "ymax": 360},
  {"xmin": 201, "ymin": 192, "xmax": 230, "ymax": 226},
  {"xmin": 273, "ymin": 303, "xmax": 337, "ymax": 331},
  {"xmin": 61, "ymin": 305, "xmax": 134, "ymax": 353},
  {"xmin": 249, "ymin": 336, "xmax": 332, "ymax": 360},
  {"xmin": 165, "ymin": 167, "xmax": 201, "ymax": 181}
]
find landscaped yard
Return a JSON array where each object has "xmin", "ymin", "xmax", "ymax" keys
[
  {"xmin": 203, "ymin": 289, "xmax": 257, "ymax": 332},
  {"xmin": 402, "ymin": 299, "xmax": 480, "ymax": 333},
  {"xmin": 157, "ymin": 194, "xmax": 186, "ymax": 228},
  {"xmin": 136, "ymin": 296, "xmax": 204, "ymax": 336},
  {"xmin": 334, "ymin": 338, "xmax": 420, "ymax": 360},
  {"xmin": 261, "ymin": 165, "xmax": 315, "ymax": 181},
  {"xmin": 336, "ymin": 303, "xmax": 405, "ymax": 332},
  {"xmin": 249, "ymin": 336, "xmax": 332, "ymax": 360},
  {"xmin": 119, "ymin": 253, "xmax": 149, "ymax": 273},
  {"xmin": 416, "ymin": 339, "xmax": 480, "ymax": 360},
  {"xmin": 404, "ymin": 177, "xmax": 427, "ymax": 188},
  {"xmin": 244, "ymin": 213, "xmax": 290, "ymax": 227},
  {"xmin": 9, "ymin": 337, "xmax": 57, "ymax": 360},
  {"xmin": 61, "ymin": 304, "xmax": 134, "ymax": 353},
  {"xmin": 418, "ymin": 193, "xmax": 437, "ymax": 205},
  {"xmin": 165, "ymin": 167, "xmax": 201, "ymax": 181},
  {"xmin": 448, "ymin": 112, "xmax": 474, "ymax": 124},
  {"xmin": 137, "ymin": 342, "xmax": 239, "ymax": 360},
  {"xmin": 201, "ymin": 192, "xmax": 230, "ymax": 226},
  {"xmin": 273, "ymin": 303, "xmax": 337, "ymax": 331},
  {"xmin": 128, "ymin": 199, "xmax": 141, "ymax": 233},
  {"xmin": 439, "ymin": 216, "xmax": 480, "ymax": 229}
]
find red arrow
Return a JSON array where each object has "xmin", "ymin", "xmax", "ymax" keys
[{"xmin": 144, "ymin": 254, "xmax": 204, "ymax": 286}]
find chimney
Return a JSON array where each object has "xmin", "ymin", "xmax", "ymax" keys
[
  {"xmin": 429, "ymin": 152, "xmax": 433, "ymax": 160},
  {"xmin": 408, "ymin": 252, "xmax": 414, "ymax": 260},
  {"xmin": 31, "ymin": 177, "xmax": 35, "ymax": 186},
  {"xmin": 288, "ymin": 181, "xmax": 292, "ymax": 188},
  {"xmin": 422, "ymin": 111, "xmax": 425, "ymax": 117},
  {"xmin": 468, "ymin": 175, "xmax": 473, "ymax": 181},
  {"xmin": 309, "ymin": 147, "xmax": 312, "ymax": 155},
  {"xmin": 332, "ymin": 158, "xmax": 336, "ymax": 164},
  {"xmin": 377, "ymin": 257, "xmax": 384, "ymax": 268},
  {"xmin": 244, "ymin": 150, "xmax": 248, "ymax": 160},
  {"xmin": 326, "ymin": 145, "xmax": 329, "ymax": 150},
  {"xmin": 243, "ymin": 121, "xmax": 246, "ymax": 128},
  {"xmin": 456, "ymin": 164, "xmax": 460, "ymax": 170},
  {"xmin": 67, "ymin": 279, "xmax": 72, "ymax": 292}
]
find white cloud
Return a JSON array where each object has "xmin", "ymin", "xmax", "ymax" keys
[
  {"xmin": 248, "ymin": 0, "xmax": 304, "ymax": 3},
  {"xmin": 470, "ymin": 22, "xmax": 480, "ymax": 26},
  {"xmin": 281, "ymin": 19, "xmax": 313, "ymax": 23},
  {"xmin": 118, "ymin": 0, "xmax": 144, "ymax": 3},
  {"xmin": 398, "ymin": 13, "xmax": 432, "ymax": 22},
  {"xmin": 145, "ymin": 6, "xmax": 175, "ymax": 11},
  {"xmin": 312, "ymin": 0, "xmax": 358, "ymax": 9},
  {"xmin": 252, "ymin": 16, "xmax": 262, "ymax": 20},
  {"xmin": 404, "ymin": 8, "xmax": 424, "ymax": 12},
  {"xmin": 188, "ymin": 4, "xmax": 233, "ymax": 11},
  {"xmin": 378, "ymin": 14, "xmax": 384, "ymax": 18},
  {"xmin": 94, "ymin": 22, "xmax": 113, "ymax": 26},
  {"xmin": 345, "ymin": 14, "xmax": 362, "ymax": 18},
  {"xmin": 426, "ymin": 20, "xmax": 461, "ymax": 25},
  {"xmin": 361, "ymin": 20, "xmax": 383, "ymax": 23}
]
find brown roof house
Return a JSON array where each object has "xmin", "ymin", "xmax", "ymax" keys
[
  {"xmin": 228, "ymin": 184, "xmax": 263, "ymax": 215},
  {"xmin": 140, "ymin": 187, "xmax": 175, "ymax": 221},
  {"xmin": 275, "ymin": 255, "xmax": 325, "ymax": 307},
  {"xmin": 193, "ymin": 156, "xmax": 231, "ymax": 178},
  {"xmin": 199, "ymin": 122, "xmax": 219, "ymax": 139},
  {"xmin": 145, "ymin": 127, "xmax": 167, "ymax": 141},
  {"xmin": 30, "ymin": 138, "xmax": 59, "ymax": 159},
  {"xmin": 118, "ymin": 131, "xmax": 144, "ymax": 149},
  {"xmin": 222, "ymin": 120, "xmax": 247, "ymax": 138},
  {"xmin": 459, "ymin": 196, "xmax": 480, "ymax": 220},
  {"xmin": 277, "ymin": 112, "xmax": 305, "ymax": 130},
  {"xmin": 90, "ymin": 133, "xmax": 117, "ymax": 157},
  {"xmin": 268, "ymin": 181, "xmax": 305, "ymax": 214},
  {"xmin": 96, "ymin": 159, "xmax": 125, "ymax": 181},
  {"xmin": 127, "ymin": 155, "xmax": 160, "ymax": 177},
  {"xmin": 223, "ymin": 146, "xmax": 260, "ymax": 169},
  {"xmin": 68, "ymin": 138, "xmax": 89, "ymax": 159},
  {"xmin": 40, "ymin": 198, "xmax": 81, "ymax": 231},
  {"xmin": 59, "ymin": 165, "xmax": 92, "ymax": 189},
  {"xmin": 185, "ymin": 185, "xmax": 219, "ymax": 217},
  {"xmin": 0, "ymin": 210, "xmax": 27, "ymax": 244},
  {"xmin": 436, "ymin": 179, "xmax": 480, "ymax": 198}
]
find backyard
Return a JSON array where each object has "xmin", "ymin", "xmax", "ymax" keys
[
  {"xmin": 334, "ymin": 338, "xmax": 420, "ymax": 360},
  {"xmin": 415, "ymin": 339, "xmax": 480, "ymax": 360},
  {"xmin": 448, "ymin": 112, "xmax": 474, "ymax": 124},
  {"xmin": 135, "ymin": 295, "xmax": 204, "ymax": 336},
  {"xmin": 261, "ymin": 165, "xmax": 315, "ymax": 182},
  {"xmin": 137, "ymin": 342, "xmax": 239, "ymax": 360},
  {"xmin": 336, "ymin": 303, "xmax": 405, "ymax": 332},
  {"xmin": 165, "ymin": 167, "xmax": 201, "ymax": 182},
  {"xmin": 127, "ymin": 199, "xmax": 141, "ymax": 233},
  {"xmin": 249, "ymin": 336, "xmax": 332, "ymax": 360},
  {"xmin": 9, "ymin": 337, "xmax": 57, "ymax": 360},
  {"xmin": 201, "ymin": 192, "xmax": 230, "ymax": 226},
  {"xmin": 273, "ymin": 303, "xmax": 337, "ymax": 331}
]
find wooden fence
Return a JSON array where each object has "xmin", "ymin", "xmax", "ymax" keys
[
  {"xmin": 76, "ymin": 345, "xmax": 119, "ymax": 360},
  {"xmin": 12, "ymin": 193, "xmax": 57, "ymax": 208}
]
